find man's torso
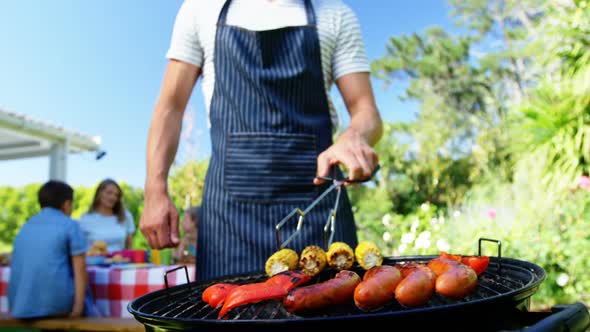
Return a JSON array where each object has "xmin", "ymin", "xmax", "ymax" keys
[{"xmin": 166, "ymin": 0, "xmax": 369, "ymax": 127}]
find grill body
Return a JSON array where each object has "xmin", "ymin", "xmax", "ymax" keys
[{"xmin": 128, "ymin": 256, "xmax": 546, "ymax": 332}]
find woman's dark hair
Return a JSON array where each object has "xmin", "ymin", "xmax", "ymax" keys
[
  {"xmin": 89, "ymin": 179, "xmax": 127, "ymax": 223},
  {"xmin": 38, "ymin": 180, "xmax": 74, "ymax": 209}
]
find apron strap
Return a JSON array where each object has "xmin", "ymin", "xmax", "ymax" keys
[
  {"xmin": 217, "ymin": 0, "xmax": 233, "ymax": 25},
  {"xmin": 218, "ymin": 0, "xmax": 317, "ymax": 26},
  {"xmin": 303, "ymin": 0, "xmax": 316, "ymax": 26}
]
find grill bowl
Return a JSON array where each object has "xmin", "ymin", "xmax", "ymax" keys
[{"xmin": 128, "ymin": 255, "xmax": 545, "ymax": 331}]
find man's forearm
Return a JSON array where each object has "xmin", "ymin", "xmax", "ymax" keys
[
  {"xmin": 346, "ymin": 106, "xmax": 383, "ymax": 147},
  {"xmin": 145, "ymin": 104, "xmax": 184, "ymax": 194},
  {"xmin": 334, "ymin": 73, "xmax": 383, "ymax": 147}
]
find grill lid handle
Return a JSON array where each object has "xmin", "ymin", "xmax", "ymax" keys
[
  {"xmin": 478, "ymin": 238, "xmax": 502, "ymax": 274},
  {"xmin": 164, "ymin": 265, "xmax": 192, "ymax": 300}
]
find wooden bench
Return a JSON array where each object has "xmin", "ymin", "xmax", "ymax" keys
[{"xmin": 0, "ymin": 312, "xmax": 144, "ymax": 332}]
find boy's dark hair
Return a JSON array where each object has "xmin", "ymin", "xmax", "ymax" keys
[{"xmin": 38, "ymin": 180, "xmax": 74, "ymax": 209}]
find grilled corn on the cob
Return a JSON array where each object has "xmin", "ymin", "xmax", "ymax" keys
[
  {"xmin": 326, "ymin": 242, "xmax": 354, "ymax": 270},
  {"xmin": 299, "ymin": 245, "xmax": 327, "ymax": 277},
  {"xmin": 355, "ymin": 241, "xmax": 383, "ymax": 270},
  {"xmin": 265, "ymin": 248, "xmax": 299, "ymax": 277}
]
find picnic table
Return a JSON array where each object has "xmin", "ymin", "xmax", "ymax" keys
[{"xmin": 0, "ymin": 263, "xmax": 195, "ymax": 318}]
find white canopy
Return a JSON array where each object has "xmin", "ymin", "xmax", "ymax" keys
[{"xmin": 0, "ymin": 108, "xmax": 102, "ymax": 181}]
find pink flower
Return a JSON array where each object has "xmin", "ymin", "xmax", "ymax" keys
[
  {"xmin": 487, "ymin": 208, "xmax": 497, "ymax": 220},
  {"xmin": 577, "ymin": 176, "xmax": 590, "ymax": 191}
]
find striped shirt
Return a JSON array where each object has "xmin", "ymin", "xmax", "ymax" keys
[{"xmin": 166, "ymin": 0, "xmax": 370, "ymax": 128}]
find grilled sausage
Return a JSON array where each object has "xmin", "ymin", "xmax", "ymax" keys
[
  {"xmin": 202, "ymin": 283, "xmax": 238, "ymax": 308},
  {"xmin": 397, "ymin": 262, "xmax": 421, "ymax": 278},
  {"xmin": 394, "ymin": 265, "xmax": 436, "ymax": 307},
  {"xmin": 354, "ymin": 265, "xmax": 402, "ymax": 311},
  {"xmin": 427, "ymin": 257, "xmax": 461, "ymax": 276},
  {"xmin": 435, "ymin": 264, "xmax": 478, "ymax": 299},
  {"xmin": 283, "ymin": 270, "xmax": 361, "ymax": 314},
  {"xmin": 428, "ymin": 257, "xmax": 478, "ymax": 299}
]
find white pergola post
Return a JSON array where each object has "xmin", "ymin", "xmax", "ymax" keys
[{"xmin": 49, "ymin": 137, "xmax": 69, "ymax": 181}]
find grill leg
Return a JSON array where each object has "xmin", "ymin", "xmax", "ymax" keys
[{"xmin": 515, "ymin": 297, "xmax": 531, "ymax": 312}]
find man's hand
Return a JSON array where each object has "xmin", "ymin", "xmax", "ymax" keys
[
  {"xmin": 140, "ymin": 190, "xmax": 180, "ymax": 249},
  {"xmin": 314, "ymin": 128, "xmax": 378, "ymax": 185},
  {"xmin": 315, "ymin": 72, "xmax": 382, "ymax": 185},
  {"xmin": 142, "ymin": 60, "xmax": 200, "ymax": 249}
]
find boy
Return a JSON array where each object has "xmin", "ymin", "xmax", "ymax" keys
[{"xmin": 9, "ymin": 180, "xmax": 88, "ymax": 318}]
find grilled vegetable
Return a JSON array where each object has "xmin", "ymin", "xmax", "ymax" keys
[
  {"xmin": 265, "ymin": 248, "xmax": 299, "ymax": 277},
  {"xmin": 461, "ymin": 256, "xmax": 489, "ymax": 276},
  {"xmin": 326, "ymin": 242, "xmax": 354, "ymax": 271},
  {"xmin": 354, "ymin": 241, "xmax": 383, "ymax": 270},
  {"xmin": 439, "ymin": 252, "xmax": 490, "ymax": 276},
  {"xmin": 218, "ymin": 271, "xmax": 311, "ymax": 319},
  {"xmin": 202, "ymin": 283, "xmax": 238, "ymax": 308},
  {"xmin": 299, "ymin": 245, "xmax": 327, "ymax": 277}
]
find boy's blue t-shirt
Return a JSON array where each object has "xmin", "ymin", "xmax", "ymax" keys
[{"xmin": 8, "ymin": 207, "xmax": 87, "ymax": 318}]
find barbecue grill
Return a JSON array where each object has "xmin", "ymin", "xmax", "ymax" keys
[{"xmin": 127, "ymin": 239, "xmax": 590, "ymax": 331}]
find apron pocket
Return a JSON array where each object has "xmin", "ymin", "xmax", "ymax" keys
[{"xmin": 225, "ymin": 132, "xmax": 318, "ymax": 203}]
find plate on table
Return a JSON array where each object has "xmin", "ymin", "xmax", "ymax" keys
[
  {"xmin": 86, "ymin": 256, "xmax": 107, "ymax": 265},
  {"xmin": 111, "ymin": 263, "xmax": 155, "ymax": 270}
]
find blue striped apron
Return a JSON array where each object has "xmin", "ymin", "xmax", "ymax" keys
[{"xmin": 197, "ymin": 0, "xmax": 357, "ymax": 281}]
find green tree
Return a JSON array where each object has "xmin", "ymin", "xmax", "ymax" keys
[
  {"xmin": 168, "ymin": 159, "xmax": 209, "ymax": 210},
  {"xmin": 450, "ymin": 0, "xmax": 547, "ymax": 105},
  {"xmin": 0, "ymin": 184, "xmax": 40, "ymax": 246},
  {"xmin": 365, "ymin": 27, "xmax": 493, "ymax": 217},
  {"xmin": 0, "ymin": 182, "xmax": 147, "ymax": 250},
  {"xmin": 356, "ymin": 0, "xmax": 549, "ymax": 222},
  {"xmin": 426, "ymin": 0, "xmax": 590, "ymax": 308},
  {"xmin": 511, "ymin": 1, "xmax": 590, "ymax": 194},
  {"xmin": 373, "ymin": 27, "xmax": 493, "ymax": 119}
]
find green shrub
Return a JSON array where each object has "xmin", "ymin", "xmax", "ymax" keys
[{"xmin": 435, "ymin": 172, "xmax": 589, "ymax": 309}]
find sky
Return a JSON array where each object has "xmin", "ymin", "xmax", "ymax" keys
[{"xmin": 0, "ymin": 0, "xmax": 455, "ymax": 188}]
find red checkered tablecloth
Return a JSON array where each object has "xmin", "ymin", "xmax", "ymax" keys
[
  {"xmin": 0, "ymin": 264, "xmax": 195, "ymax": 318},
  {"xmin": 0, "ymin": 266, "xmax": 8, "ymax": 314}
]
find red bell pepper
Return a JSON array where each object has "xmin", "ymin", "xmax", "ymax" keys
[
  {"xmin": 439, "ymin": 252, "xmax": 462, "ymax": 262},
  {"xmin": 265, "ymin": 270, "xmax": 311, "ymax": 291},
  {"xmin": 202, "ymin": 283, "xmax": 239, "ymax": 308},
  {"xmin": 438, "ymin": 252, "xmax": 490, "ymax": 276},
  {"xmin": 218, "ymin": 270, "xmax": 311, "ymax": 319},
  {"xmin": 461, "ymin": 256, "xmax": 490, "ymax": 276}
]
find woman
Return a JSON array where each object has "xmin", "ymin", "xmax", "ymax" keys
[{"xmin": 79, "ymin": 179, "xmax": 135, "ymax": 253}]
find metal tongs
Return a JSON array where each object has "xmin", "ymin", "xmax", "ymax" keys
[{"xmin": 275, "ymin": 165, "xmax": 380, "ymax": 250}]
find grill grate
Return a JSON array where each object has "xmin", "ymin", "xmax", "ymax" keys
[{"xmin": 129, "ymin": 255, "xmax": 545, "ymax": 324}]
